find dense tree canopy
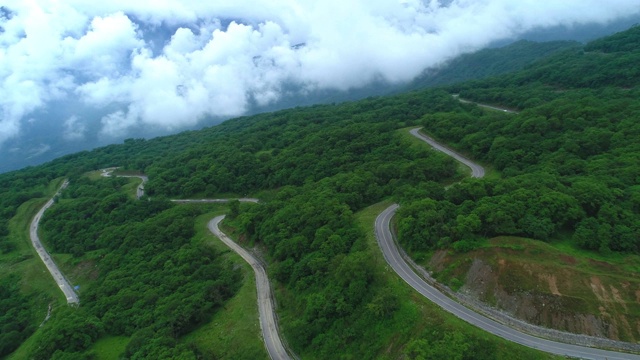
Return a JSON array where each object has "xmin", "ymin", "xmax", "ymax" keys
[
  {"xmin": 24, "ymin": 179, "xmax": 240, "ymax": 359},
  {"xmin": 1, "ymin": 24, "xmax": 639, "ymax": 359}
]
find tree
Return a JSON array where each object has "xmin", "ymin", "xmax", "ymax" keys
[
  {"xmin": 228, "ymin": 200, "xmax": 240, "ymax": 219},
  {"xmin": 573, "ymin": 217, "xmax": 599, "ymax": 250}
]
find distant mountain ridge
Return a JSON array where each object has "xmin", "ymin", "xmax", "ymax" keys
[
  {"xmin": 449, "ymin": 25, "xmax": 640, "ymax": 108},
  {"xmin": 0, "ymin": 37, "xmax": 593, "ymax": 174},
  {"xmin": 406, "ymin": 40, "xmax": 580, "ymax": 90},
  {"xmin": 2, "ymin": 23, "xmax": 640, "ymax": 359}
]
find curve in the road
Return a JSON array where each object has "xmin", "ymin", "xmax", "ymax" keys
[
  {"xmin": 30, "ymin": 180, "xmax": 79, "ymax": 305},
  {"xmin": 373, "ymin": 128, "xmax": 640, "ymax": 360},
  {"xmin": 409, "ymin": 128, "xmax": 484, "ymax": 178},
  {"xmin": 453, "ymin": 94, "xmax": 519, "ymax": 114},
  {"xmin": 101, "ymin": 168, "xmax": 148, "ymax": 199},
  {"xmin": 106, "ymin": 170, "xmax": 288, "ymax": 359},
  {"xmin": 208, "ymin": 216, "xmax": 291, "ymax": 360},
  {"xmin": 35, "ymin": 168, "xmax": 288, "ymax": 358}
]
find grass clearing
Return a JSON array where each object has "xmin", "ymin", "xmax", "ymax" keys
[
  {"xmin": 49, "ymin": 252, "xmax": 95, "ymax": 294},
  {"xmin": 548, "ymin": 237, "xmax": 640, "ymax": 274},
  {"xmin": 490, "ymin": 236, "xmax": 640, "ymax": 276},
  {"xmin": 91, "ymin": 336, "xmax": 130, "ymax": 360},
  {"xmin": 179, "ymin": 210, "xmax": 268, "ymax": 360},
  {"xmin": 45, "ymin": 177, "xmax": 66, "ymax": 194},
  {"xmin": 84, "ymin": 169, "xmax": 142, "ymax": 198},
  {"xmin": 85, "ymin": 170, "xmax": 106, "ymax": 181},
  {"xmin": 5, "ymin": 199, "xmax": 44, "ymax": 256},
  {"xmin": 121, "ymin": 178, "xmax": 142, "ymax": 199},
  {"xmin": 111, "ymin": 169, "xmax": 145, "ymax": 176},
  {"xmin": 7, "ymin": 324, "xmax": 45, "ymax": 360}
]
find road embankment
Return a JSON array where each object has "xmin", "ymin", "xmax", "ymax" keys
[{"xmin": 373, "ymin": 129, "xmax": 640, "ymax": 359}]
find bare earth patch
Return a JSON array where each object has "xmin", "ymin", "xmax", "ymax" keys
[
  {"xmin": 423, "ymin": 239, "xmax": 640, "ymax": 342},
  {"xmin": 539, "ymin": 274, "xmax": 561, "ymax": 296},
  {"xmin": 559, "ymin": 254, "xmax": 577, "ymax": 265}
]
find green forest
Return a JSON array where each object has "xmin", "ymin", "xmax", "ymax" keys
[{"xmin": 1, "ymin": 26, "xmax": 640, "ymax": 359}]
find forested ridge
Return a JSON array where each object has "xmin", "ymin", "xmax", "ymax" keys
[
  {"xmin": 12, "ymin": 176, "xmax": 242, "ymax": 359},
  {"xmin": 401, "ymin": 27, "xmax": 640, "ymax": 254},
  {"xmin": 0, "ymin": 25, "xmax": 639, "ymax": 359},
  {"xmin": 394, "ymin": 26, "xmax": 640, "ymax": 341},
  {"xmin": 408, "ymin": 39, "xmax": 580, "ymax": 90}
]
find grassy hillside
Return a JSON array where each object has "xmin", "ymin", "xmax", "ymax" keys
[{"xmin": 1, "ymin": 25, "xmax": 639, "ymax": 359}]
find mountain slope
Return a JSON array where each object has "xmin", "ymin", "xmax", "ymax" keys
[
  {"xmin": 450, "ymin": 25, "xmax": 640, "ymax": 108},
  {"xmin": 0, "ymin": 37, "xmax": 579, "ymax": 175},
  {"xmin": 2, "ymin": 25, "xmax": 640, "ymax": 359},
  {"xmin": 395, "ymin": 26, "xmax": 640, "ymax": 342},
  {"xmin": 408, "ymin": 39, "xmax": 580, "ymax": 90}
]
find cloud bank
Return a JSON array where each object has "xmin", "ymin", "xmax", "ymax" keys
[{"xmin": 1, "ymin": 0, "xmax": 639, "ymax": 144}]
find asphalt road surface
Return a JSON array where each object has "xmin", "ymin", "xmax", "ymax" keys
[
  {"xmin": 375, "ymin": 130, "xmax": 640, "ymax": 359},
  {"xmin": 30, "ymin": 180, "xmax": 79, "ymax": 305},
  {"xmin": 453, "ymin": 94, "xmax": 519, "ymax": 114},
  {"xmin": 171, "ymin": 198, "xmax": 259, "ymax": 204},
  {"xmin": 135, "ymin": 176, "xmax": 148, "ymax": 199},
  {"xmin": 208, "ymin": 216, "xmax": 290, "ymax": 360},
  {"xmin": 101, "ymin": 168, "xmax": 148, "ymax": 198},
  {"xmin": 409, "ymin": 128, "xmax": 485, "ymax": 178}
]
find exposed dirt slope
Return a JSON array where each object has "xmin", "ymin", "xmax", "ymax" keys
[{"xmin": 428, "ymin": 237, "xmax": 640, "ymax": 342}]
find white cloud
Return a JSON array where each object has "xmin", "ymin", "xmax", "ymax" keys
[
  {"xmin": 63, "ymin": 12, "xmax": 143, "ymax": 77},
  {"xmin": 1, "ymin": 0, "xmax": 640, "ymax": 145},
  {"xmin": 26, "ymin": 143, "xmax": 51, "ymax": 159},
  {"xmin": 63, "ymin": 115, "xmax": 86, "ymax": 140},
  {"xmin": 100, "ymin": 110, "xmax": 138, "ymax": 138},
  {"xmin": 76, "ymin": 77, "xmax": 131, "ymax": 106}
]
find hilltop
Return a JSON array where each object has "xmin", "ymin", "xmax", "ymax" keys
[{"xmin": 0, "ymin": 37, "xmax": 578, "ymax": 175}]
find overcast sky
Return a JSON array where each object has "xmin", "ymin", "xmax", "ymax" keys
[{"xmin": 1, "ymin": 0, "xmax": 640, "ymax": 153}]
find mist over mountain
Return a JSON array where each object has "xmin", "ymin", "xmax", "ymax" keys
[
  {"xmin": 3, "ymin": 16, "xmax": 640, "ymax": 360},
  {"xmin": 1, "ymin": 1, "xmax": 640, "ymax": 173}
]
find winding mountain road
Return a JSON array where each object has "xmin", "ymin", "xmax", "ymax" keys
[
  {"xmin": 27, "ymin": 126, "xmax": 639, "ymax": 359},
  {"xmin": 30, "ymin": 180, "xmax": 79, "ymax": 304},
  {"xmin": 409, "ymin": 128, "xmax": 484, "ymax": 178},
  {"xmin": 374, "ymin": 129, "xmax": 640, "ymax": 359},
  {"xmin": 102, "ymin": 168, "xmax": 290, "ymax": 360},
  {"xmin": 104, "ymin": 170, "xmax": 288, "ymax": 358},
  {"xmin": 29, "ymin": 170, "xmax": 288, "ymax": 355},
  {"xmin": 101, "ymin": 168, "xmax": 147, "ymax": 198},
  {"xmin": 453, "ymin": 94, "xmax": 519, "ymax": 114},
  {"xmin": 208, "ymin": 216, "xmax": 291, "ymax": 360}
]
